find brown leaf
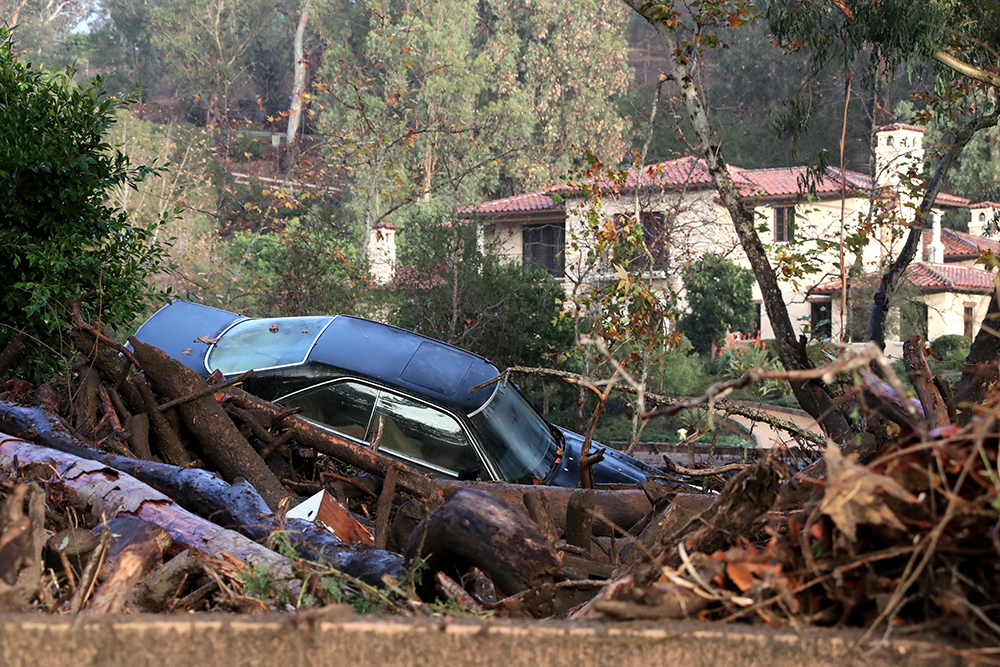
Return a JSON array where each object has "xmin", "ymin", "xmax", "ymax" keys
[{"xmin": 819, "ymin": 444, "xmax": 917, "ymax": 541}]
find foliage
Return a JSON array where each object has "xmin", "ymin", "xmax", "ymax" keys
[
  {"xmin": 0, "ymin": 29, "xmax": 171, "ymax": 380},
  {"xmin": 656, "ymin": 335, "xmax": 709, "ymax": 398},
  {"xmin": 931, "ymin": 334, "xmax": 971, "ymax": 363},
  {"xmin": 394, "ymin": 210, "xmax": 574, "ymax": 370},
  {"xmin": 718, "ymin": 332, "xmax": 789, "ymax": 400},
  {"xmin": 148, "ymin": 0, "xmax": 283, "ymax": 126},
  {"xmin": 218, "ymin": 215, "xmax": 372, "ymax": 318},
  {"xmin": 315, "ymin": 0, "xmax": 632, "ymax": 257},
  {"xmin": 678, "ymin": 254, "xmax": 757, "ymax": 356}
]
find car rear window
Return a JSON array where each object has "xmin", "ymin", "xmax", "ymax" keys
[{"xmin": 207, "ymin": 316, "xmax": 334, "ymax": 375}]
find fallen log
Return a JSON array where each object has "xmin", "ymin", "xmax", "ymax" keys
[
  {"xmin": 283, "ymin": 518, "xmax": 404, "ymax": 588},
  {"xmin": 446, "ymin": 481, "xmax": 654, "ymax": 537},
  {"xmin": 130, "ymin": 339, "xmax": 289, "ymax": 511},
  {"xmin": 131, "ymin": 549, "xmax": 209, "ymax": 612},
  {"xmin": 87, "ymin": 517, "xmax": 171, "ymax": 614},
  {"xmin": 405, "ymin": 488, "xmax": 561, "ymax": 599},
  {"xmin": 0, "ymin": 432, "xmax": 292, "ymax": 578},
  {"xmin": 0, "ymin": 402, "xmax": 275, "ymax": 540}
]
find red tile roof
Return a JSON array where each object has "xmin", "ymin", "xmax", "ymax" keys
[
  {"xmin": 471, "ymin": 157, "xmax": 967, "ymax": 214},
  {"xmin": 971, "ymin": 201, "xmax": 1000, "ymax": 209},
  {"xmin": 736, "ymin": 166, "xmax": 872, "ymax": 199},
  {"xmin": 921, "ymin": 228, "xmax": 1000, "ymax": 260},
  {"xmin": 811, "ymin": 261, "xmax": 995, "ymax": 295},
  {"xmin": 472, "ymin": 184, "xmax": 575, "ymax": 214},
  {"xmin": 878, "ymin": 124, "xmax": 927, "ymax": 133}
]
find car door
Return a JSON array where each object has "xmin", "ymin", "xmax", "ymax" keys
[{"xmin": 277, "ymin": 379, "xmax": 489, "ymax": 480}]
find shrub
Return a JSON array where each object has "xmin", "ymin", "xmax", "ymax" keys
[
  {"xmin": 0, "ymin": 29, "xmax": 171, "ymax": 380},
  {"xmin": 719, "ymin": 332, "xmax": 789, "ymax": 400},
  {"xmin": 931, "ymin": 334, "xmax": 971, "ymax": 363},
  {"xmin": 656, "ymin": 335, "xmax": 708, "ymax": 397}
]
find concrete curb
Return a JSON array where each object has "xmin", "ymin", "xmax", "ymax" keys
[{"xmin": 0, "ymin": 613, "xmax": 964, "ymax": 667}]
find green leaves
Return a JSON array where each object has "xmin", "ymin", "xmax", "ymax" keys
[{"xmin": 0, "ymin": 28, "xmax": 171, "ymax": 381}]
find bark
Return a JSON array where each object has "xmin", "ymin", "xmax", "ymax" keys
[
  {"xmin": 621, "ymin": 494, "xmax": 714, "ymax": 566},
  {"xmin": 285, "ymin": 0, "xmax": 310, "ymax": 150},
  {"xmin": 869, "ymin": 110, "xmax": 1000, "ymax": 348},
  {"xmin": 374, "ymin": 466, "xmax": 398, "ymax": 550},
  {"xmin": 130, "ymin": 338, "xmax": 289, "ymax": 511},
  {"xmin": 73, "ymin": 332, "xmax": 190, "ymax": 466},
  {"xmin": 620, "ymin": 3, "xmax": 851, "ymax": 444},
  {"xmin": 0, "ymin": 434, "xmax": 292, "ymax": 577},
  {"xmin": 283, "ymin": 518, "xmax": 404, "ymax": 588},
  {"xmin": 222, "ymin": 388, "xmax": 441, "ymax": 503},
  {"xmin": 446, "ymin": 480, "xmax": 654, "ymax": 537},
  {"xmin": 564, "ymin": 489, "xmax": 595, "ymax": 554},
  {"xmin": 87, "ymin": 517, "xmax": 171, "ymax": 614},
  {"xmin": 405, "ymin": 488, "xmax": 561, "ymax": 598},
  {"xmin": 131, "ymin": 549, "xmax": 209, "ymax": 613},
  {"xmin": 903, "ymin": 336, "xmax": 949, "ymax": 429}
]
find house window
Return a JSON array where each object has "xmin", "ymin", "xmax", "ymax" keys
[
  {"xmin": 811, "ymin": 300, "xmax": 831, "ymax": 339},
  {"xmin": 522, "ymin": 223, "xmax": 565, "ymax": 278},
  {"xmin": 965, "ymin": 303, "xmax": 975, "ymax": 339},
  {"xmin": 774, "ymin": 207, "xmax": 795, "ymax": 243},
  {"xmin": 615, "ymin": 211, "xmax": 669, "ymax": 271}
]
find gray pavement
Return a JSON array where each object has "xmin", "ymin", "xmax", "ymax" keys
[{"xmin": 0, "ymin": 613, "xmax": 967, "ymax": 667}]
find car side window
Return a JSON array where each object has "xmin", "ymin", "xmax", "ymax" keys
[
  {"xmin": 279, "ymin": 381, "xmax": 378, "ymax": 442},
  {"xmin": 370, "ymin": 392, "xmax": 479, "ymax": 477}
]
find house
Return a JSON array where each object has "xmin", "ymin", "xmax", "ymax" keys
[{"xmin": 467, "ymin": 124, "xmax": 1000, "ymax": 357}]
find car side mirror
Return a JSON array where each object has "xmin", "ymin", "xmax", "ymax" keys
[{"xmin": 456, "ymin": 464, "xmax": 481, "ymax": 481}]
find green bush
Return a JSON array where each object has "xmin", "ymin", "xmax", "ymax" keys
[
  {"xmin": 0, "ymin": 29, "xmax": 171, "ymax": 380},
  {"xmin": 656, "ymin": 335, "xmax": 708, "ymax": 397},
  {"xmin": 931, "ymin": 334, "xmax": 971, "ymax": 363},
  {"xmin": 719, "ymin": 332, "xmax": 789, "ymax": 400}
]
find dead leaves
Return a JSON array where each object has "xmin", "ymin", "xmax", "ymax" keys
[{"xmin": 820, "ymin": 444, "xmax": 917, "ymax": 541}]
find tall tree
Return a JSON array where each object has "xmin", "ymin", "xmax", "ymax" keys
[
  {"xmin": 619, "ymin": 0, "xmax": 1000, "ymax": 442},
  {"xmin": 148, "ymin": 0, "xmax": 282, "ymax": 127}
]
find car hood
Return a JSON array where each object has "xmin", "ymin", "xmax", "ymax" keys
[
  {"xmin": 544, "ymin": 426, "xmax": 660, "ymax": 486},
  {"xmin": 132, "ymin": 301, "xmax": 246, "ymax": 375}
]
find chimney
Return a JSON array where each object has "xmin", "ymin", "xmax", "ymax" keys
[
  {"xmin": 969, "ymin": 202, "xmax": 999, "ymax": 237},
  {"xmin": 928, "ymin": 210, "xmax": 945, "ymax": 263},
  {"xmin": 368, "ymin": 222, "xmax": 397, "ymax": 285},
  {"xmin": 873, "ymin": 124, "xmax": 926, "ymax": 190}
]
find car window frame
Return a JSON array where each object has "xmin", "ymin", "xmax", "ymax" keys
[
  {"xmin": 204, "ymin": 315, "xmax": 338, "ymax": 376},
  {"xmin": 275, "ymin": 377, "xmax": 500, "ymax": 481}
]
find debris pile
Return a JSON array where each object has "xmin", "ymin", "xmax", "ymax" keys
[{"xmin": 0, "ymin": 325, "xmax": 998, "ymax": 655}]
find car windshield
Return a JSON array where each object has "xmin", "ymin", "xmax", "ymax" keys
[
  {"xmin": 468, "ymin": 383, "xmax": 557, "ymax": 483},
  {"xmin": 207, "ymin": 316, "xmax": 334, "ymax": 375}
]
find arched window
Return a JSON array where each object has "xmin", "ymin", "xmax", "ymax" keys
[
  {"xmin": 887, "ymin": 136, "xmax": 895, "ymax": 146},
  {"xmin": 980, "ymin": 213, "xmax": 987, "ymax": 223}
]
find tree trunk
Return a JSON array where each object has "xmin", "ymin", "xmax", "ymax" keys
[
  {"xmin": 285, "ymin": 0, "xmax": 311, "ymax": 153},
  {"xmin": 130, "ymin": 338, "xmax": 290, "ymax": 511},
  {"xmin": 405, "ymin": 488, "xmax": 561, "ymax": 598},
  {"xmin": 0, "ymin": 434, "xmax": 292, "ymax": 577},
  {"xmin": 621, "ymin": 5, "xmax": 851, "ymax": 444}
]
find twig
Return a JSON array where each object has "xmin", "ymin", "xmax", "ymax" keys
[
  {"xmin": 659, "ymin": 456, "xmax": 748, "ymax": 476},
  {"xmin": 470, "ymin": 365, "xmax": 828, "ymax": 448},
  {"xmin": 158, "ymin": 370, "xmax": 253, "ymax": 412}
]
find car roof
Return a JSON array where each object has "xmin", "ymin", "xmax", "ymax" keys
[{"xmin": 309, "ymin": 315, "xmax": 502, "ymax": 413}]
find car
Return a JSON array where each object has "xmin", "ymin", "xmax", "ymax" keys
[{"xmin": 133, "ymin": 300, "xmax": 662, "ymax": 486}]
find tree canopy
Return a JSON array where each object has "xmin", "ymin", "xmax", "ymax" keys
[{"xmin": 0, "ymin": 28, "xmax": 171, "ymax": 379}]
